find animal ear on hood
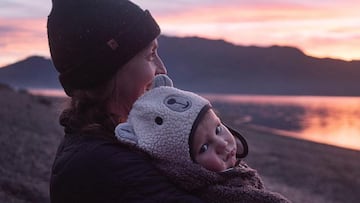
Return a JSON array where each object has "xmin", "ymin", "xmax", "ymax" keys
[
  {"xmin": 151, "ymin": 74, "xmax": 173, "ymax": 89},
  {"xmin": 115, "ymin": 122, "xmax": 138, "ymax": 145}
]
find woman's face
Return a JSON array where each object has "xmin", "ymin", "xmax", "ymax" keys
[
  {"xmin": 191, "ymin": 109, "xmax": 237, "ymax": 172},
  {"xmin": 111, "ymin": 39, "xmax": 167, "ymax": 118}
]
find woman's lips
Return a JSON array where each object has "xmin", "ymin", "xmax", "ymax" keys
[{"xmin": 145, "ymin": 82, "xmax": 152, "ymax": 91}]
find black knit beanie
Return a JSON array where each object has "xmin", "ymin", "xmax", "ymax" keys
[{"xmin": 47, "ymin": 0, "xmax": 160, "ymax": 96}]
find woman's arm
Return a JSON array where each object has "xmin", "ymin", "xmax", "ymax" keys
[{"xmin": 50, "ymin": 135, "xmax": 203, "ymax": 202}]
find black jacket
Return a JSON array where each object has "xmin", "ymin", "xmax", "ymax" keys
[{"xmin": 50, "ymin": 133, "xmax": 203, "ymax": 203}]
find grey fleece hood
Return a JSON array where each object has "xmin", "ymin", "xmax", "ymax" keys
[{"xmin": 115, "ymin": 74, "xmax": 210, "ymax": 165}]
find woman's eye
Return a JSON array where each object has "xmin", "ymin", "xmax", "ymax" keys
[
  {"xmin": 151, "ymin": 50, "xmax": 157, "ymax": 58},
  {"xmin": 149, "ymin": 53, "xmax": 155, "ymax": 60},
  {"xmin": 199, "ymin": 144, "xmax": 208, "ymax": 154},
  {"xmin": 148, "ymin": 50, "xmax": 157, "ymax": 61},
  {"xmin": 215, "ymin": 125, "xmax": 222, "ymax": 135}
]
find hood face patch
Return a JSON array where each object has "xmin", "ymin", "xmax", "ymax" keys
[{"xmin": 164, "ymin": 95, "xmax": 192, "ymax": 112}]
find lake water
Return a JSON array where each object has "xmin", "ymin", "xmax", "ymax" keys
[
  {"xmin": 29, "ymin": 88, "xmax": 67, "ymax": 97},
  {"xmin": 203, "ymin": 94, "xmax": 360, "ymax": 151},
  {"xmin": 29, "ymin": 88, "xmax": 360, "ymax": 151}
]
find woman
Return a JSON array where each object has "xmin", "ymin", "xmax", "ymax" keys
[{"xmin": 47, "ymin": 0, "xmax": 203, "ymax": 202}]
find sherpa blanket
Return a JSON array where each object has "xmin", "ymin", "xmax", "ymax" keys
[{"xmin": 154, "ymin": 159, "xmax": 291, "ymax": 203}]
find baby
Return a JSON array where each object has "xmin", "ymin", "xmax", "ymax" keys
[
  {"xmin": 190, "ymin": 102, "xmax": 248, "ymax": 172},
  {"xmin": 115, "ymin": 75, "xmax": 290, "ymax": 203}
]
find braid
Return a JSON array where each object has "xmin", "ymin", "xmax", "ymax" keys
[{"xmin": 59, "ymin": 79, "xmax": 117, "ymax": 138}]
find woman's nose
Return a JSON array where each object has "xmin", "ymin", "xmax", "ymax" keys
[{"xmin": 155, "ymin": 56, "xmax": 167, "ymax": 74}]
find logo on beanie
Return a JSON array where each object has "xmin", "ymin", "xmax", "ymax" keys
[
  {"xmin": 164, "ymin": 95, "xmax": 192, "ymax": 112},
  {"xmin": 107, "ymin": 39, "xmax": 119, "ymax": 50}
]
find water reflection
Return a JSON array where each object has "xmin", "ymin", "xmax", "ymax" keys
[
  {"xmin": 299, "ymin": 100, "xmax": 360, "ymax": 151},
  {"xmin": 204, "ymin": 94, "xmax": 360, "ymax": 151},
  {"xmin": 29, "ymin": 88, "xmax": 66, "ymax": 97},
  {"xmin": 28, "ymin": 89, "xmax": 360, "ymax": 151}
]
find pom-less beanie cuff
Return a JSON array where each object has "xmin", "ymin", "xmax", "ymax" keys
[{"xmin": 47, "ymin": 0, "xmax": 160, "ymax": 96}]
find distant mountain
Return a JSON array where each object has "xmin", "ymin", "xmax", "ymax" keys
[
  {"xmin": 1, "ymin": 35, "xmax": 360, "ymax": 96},
  {"xmin": 158, "ymin": 36, "xmax": 360, "ymax": 96},
  {"xmin": 0, "ymin": 56, "xmax": 60, "ymax": 89}
]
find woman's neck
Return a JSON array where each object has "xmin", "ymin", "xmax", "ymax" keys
[{"xmin": 107, "ymin": 102, "xmax": 130, "ymax": 124}]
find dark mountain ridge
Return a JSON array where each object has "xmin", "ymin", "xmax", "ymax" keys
[
  {"xmin": 158, "ymin": 36, "xmax": 360, "ymax": 96},
  {"xmin": 1, "ymin": 35, "xmax": 360, "ymax": 96},
  {"xmin": 0, "ymin": 56, "xmax": 59, "ymax": 89}
]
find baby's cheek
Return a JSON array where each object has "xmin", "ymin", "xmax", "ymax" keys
[{"xmin": 209, "ymin": 158, "xmax": 227, "ymax": 172}]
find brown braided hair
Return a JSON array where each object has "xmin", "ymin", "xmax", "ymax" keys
[{"xmin": 59, "ymin": 77, "xmax": 119, "ymax": 139}]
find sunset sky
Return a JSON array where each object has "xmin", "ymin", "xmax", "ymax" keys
[{"xmin": 1, "ymin": 0, "xmax": 360, "ymax": 67}]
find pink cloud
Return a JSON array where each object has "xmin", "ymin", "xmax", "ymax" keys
[
  {"xmin": 0, "ymin": 18, "xmax": 49, "ymax": 66},
  {"xmin": 1, "ymin": 0, "xmax": 360, "ymax": 66}
]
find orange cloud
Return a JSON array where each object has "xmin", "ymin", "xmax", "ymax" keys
[
  {"xmin": 155, "ymin": 3, "xmax": 360, "ymax": 61},
  {"xmin": 1, "ymin": 1, "xmax": 360, "ymax": 66}
]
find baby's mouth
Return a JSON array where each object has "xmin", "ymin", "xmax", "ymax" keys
[{"xmin": 225, "ymin": 149, "xmax": 237, "ymax": 164}]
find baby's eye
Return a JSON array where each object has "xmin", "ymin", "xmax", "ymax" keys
[
  {"xmin": 199, "ymin": 144, "xmax": 208, "ymax": 154},
  {"xmin": 215, "ymin": 125, "xmax": 222, "ymax": 135}
]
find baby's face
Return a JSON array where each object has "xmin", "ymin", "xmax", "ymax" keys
[{"xmin": 191, "ymin": 109, "xmax": 237, "ymax": 172}]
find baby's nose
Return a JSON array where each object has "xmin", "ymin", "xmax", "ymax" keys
[{"xmin": 215, "ymin": 138, "xmax": 228, "ymax": 152}]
